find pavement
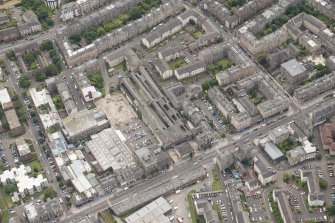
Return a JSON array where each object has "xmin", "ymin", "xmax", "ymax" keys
[
  {"xmin": 0, "ymin": 2, "xmax": 332, "ymax": 221},
  {"xmin": 3, "ymin": 55, "xmax": 66, "ymax": 216},
  {"xmin": 59, "ymin": 93, "xmax": 335, "ymax": 222}
]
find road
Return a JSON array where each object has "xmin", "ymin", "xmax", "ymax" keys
[
  {"xmin": 3, "ymin": 55, "xmax": 65, "ymax": 204},
  {"xmin": 60, "ymin": 94, "xmax": 333, "ymax": 222},
  {"xmin": 0, "ymin": 2, "xmax": 328, "ymax": 221},
  {"xmin": 0, "ymin": 25, "xmax": 65, "ymax": 55}
]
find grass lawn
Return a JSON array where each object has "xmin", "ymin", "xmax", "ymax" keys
[
  {"xmin": 0, "ymin": 185, "xmax": 14, "ymax": 209},
  {"xmin": 0, "ymin": 165, "xmax": 9, "ymax": 174},
  {"xmin": 249, "ymin": 89, "xmax": 264, "ymax": 105},
  {"xmin": 168, "ymin": 58, "xmax": 187, "ymax": 70},
  {"xmin": 212, "ymin": 204, "xmax": 223, "ymax": 220},
  {"xmin": 100, "ymin": 210, "xmax": 117, "ymax": 223},
  {"xmin": 277, "ymin": 138, "xmax": 300, "ymax": 154},
  {"xmin": 292, "ymin": 175, "xmax": 308, "ymax": 194},
  {"xmin": 207, "ymin": 58, "xmax": 232, "ymax": 74},
  {"xmin": 3, "ymin": 191, "xmax": 13, "ymax": 208},
  {"xmin": 114, "ymin": 63, "xmax": 123, "ymax": 70},
  {"xmin": 88, "ymin": 73, "xmax": 105, "ymax": 95},
  {"xmin": 268, "ymin": 192, "xmax": 284, "ymax": 223},
  {"xmin": 212, "ymin": 170, "xmax": 223, "ymax": 191},
  {"xmin": 187, "ymin": 190, "xmax": 198, "ymax": 223},
  {"xmin": 192, "ymin": 30, "xmax": 202, "ymax": 39},
  {"xmin": 28, "ymin": 161, "xmax": 43, "ymax": 173},
  {"xmin": 0, "ymin": 196, "xmax": 9, "ymax": 223}
]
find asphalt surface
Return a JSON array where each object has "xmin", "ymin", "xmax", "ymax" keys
[
  {"xmin": 60, "ymin": 94, "xmax": 334, "ymax": 222},
  {"xmin": 3, "ymin": 56, "xmax": 66, "ymax": 213},
  {"xmin": 0, "ymin": 2, "xmax": 331, "ymax": 221}
]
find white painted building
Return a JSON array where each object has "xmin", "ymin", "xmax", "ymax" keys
[
  {"xmin": 45, "ymin": 0, "xmax": 59, "ymax": 9},
  {"xmin": 0, "ymin": 165, "xmax": 48, "ymax": 201}
]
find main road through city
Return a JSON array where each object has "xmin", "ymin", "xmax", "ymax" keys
[
  {"xmin": 0, "ymin": 4, "xmax": 326, "ymax": 221},
  {"xmin": 61, "ymin": 97, "xmax": 328, "ymax": 222}
]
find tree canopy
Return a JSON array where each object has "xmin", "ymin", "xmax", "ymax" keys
[{"xmin": 18, "ymin": 75, "xmax": 31, "ymax": 88}]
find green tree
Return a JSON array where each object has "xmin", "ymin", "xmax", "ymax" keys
[
  {"xmin": 316, "ymin": 64, "xmax": 325, "ymax": 71},
  {"xmin": 69, "ymin": 34, "xmax": 81, "ymax": 44},
  {"xmin": 83, "ymin": 30, "xmax": 98, "ymax": 44},
  {"xmin": 283, "ymin": 171, "xmax": 292, "ymax": 183},
  {"xmin": 4, "ymin": 183, "xmax": 17, "ymax": 194},
  {"xmin": 6, "ymin": 50, "xmax": 16, "ymax": 61},
  {"xmin": 34, "ymin": 69, "xmax": 46, "ymax": 81},
  {"xmin": 319, "ymin": 178, "xmax": 328, "ymax": 190},
  {"xmin": 18, "ymin": 75, "xmax": 31, "ymax": 88},
  {"xmin": 65, "ymin": 196, "xmax": 72, "ymax": 207},
  {"xmin": 52, "ymin": 95, "xmax": 64, "ymax": 110},
  {"xmin": 45, "ymin": 18, "xmax": 54, "ymax": 26},
  {"xmin": 88, "ymin": 73, "xmax": 104, "ymax": 90},
  {"xmin": 43, "ymin": 188, "xmax": 57, "ymax": 201},
  {"xmin": 202, "ymin": 79, "xmax": 218, "ymax": 91},
  {"xmin": 46, "ymin": 64, "xmax": 59, "ymax": 77},
  {"xmin": 36, "ymin": 7, "xmax": 48, "ymax": 21},
  {"xmin": 49, "ymin": 49, "xmax": 58, "ymax": 58},
  {"xmin": 30, "ymin": 62, "xmax": 39, "ymax": 70},
  {"xmin": 47, "ymin": 123, "xmax": 60, "ymax": 134},
  {"xmin": 32, "ymin": 117, "xmax": 39, "ymax": 124},
  {"xmin": 307, "ymin": 207, "xmax": 313, "ymax": 213},
  {"xmin": 327, "ymin": 206, "xmax": 335, "ymax": 216},
  {"xmin": 24, "ymin": 53, "xmax": 37, "ymax": 64},
  {"xmin": 129, "ymin": 7, "xmax": 144, "ymax": 20},
  {"xmin": 41, "ymin": 40, "xmax": 54, "ymax": 51}
]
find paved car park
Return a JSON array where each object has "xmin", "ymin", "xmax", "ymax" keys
[
  {"xmin": 164, "ymin": 180, "xmax": 206, "ymax": 223},
  {"xmin": 192, "ymin": 190, "xmax": 235, "ymax": 223},
  {"xmin": 0, "ymin": 141, "xmax": 10, "ymax": 168},
  {"xmin": 195, "ymin": 99, "xmax": 229, "ymax": 134},
  {"xmin": 120, "ymin": 119, "xmax": 158, "ymax": 151},
  {"xmin": 246, "ymin": 195, "xmax": 269, "ymax": 222}
]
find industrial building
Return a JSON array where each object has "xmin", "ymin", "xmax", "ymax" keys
[
  {"xmin": 111, "ymin": 167, "xmax": 207, "ymax": 215},
  {"xmin": 125, "ymin": 197, "xmax": 172, "ymax": 223},
  {"xmin": 62, "ymin": 108, "xmax": 110, "ymax": 143},
  {"xmin": 263, "ymin": 141, "xmax": 285, "ymax": 162},
  {"xmin": 120, "ymin": 66, "xmax": 192, "ymax": 150},
  {"xmin": 85, "ymin": 128, "xmax": 140, "ymax": 182}
]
